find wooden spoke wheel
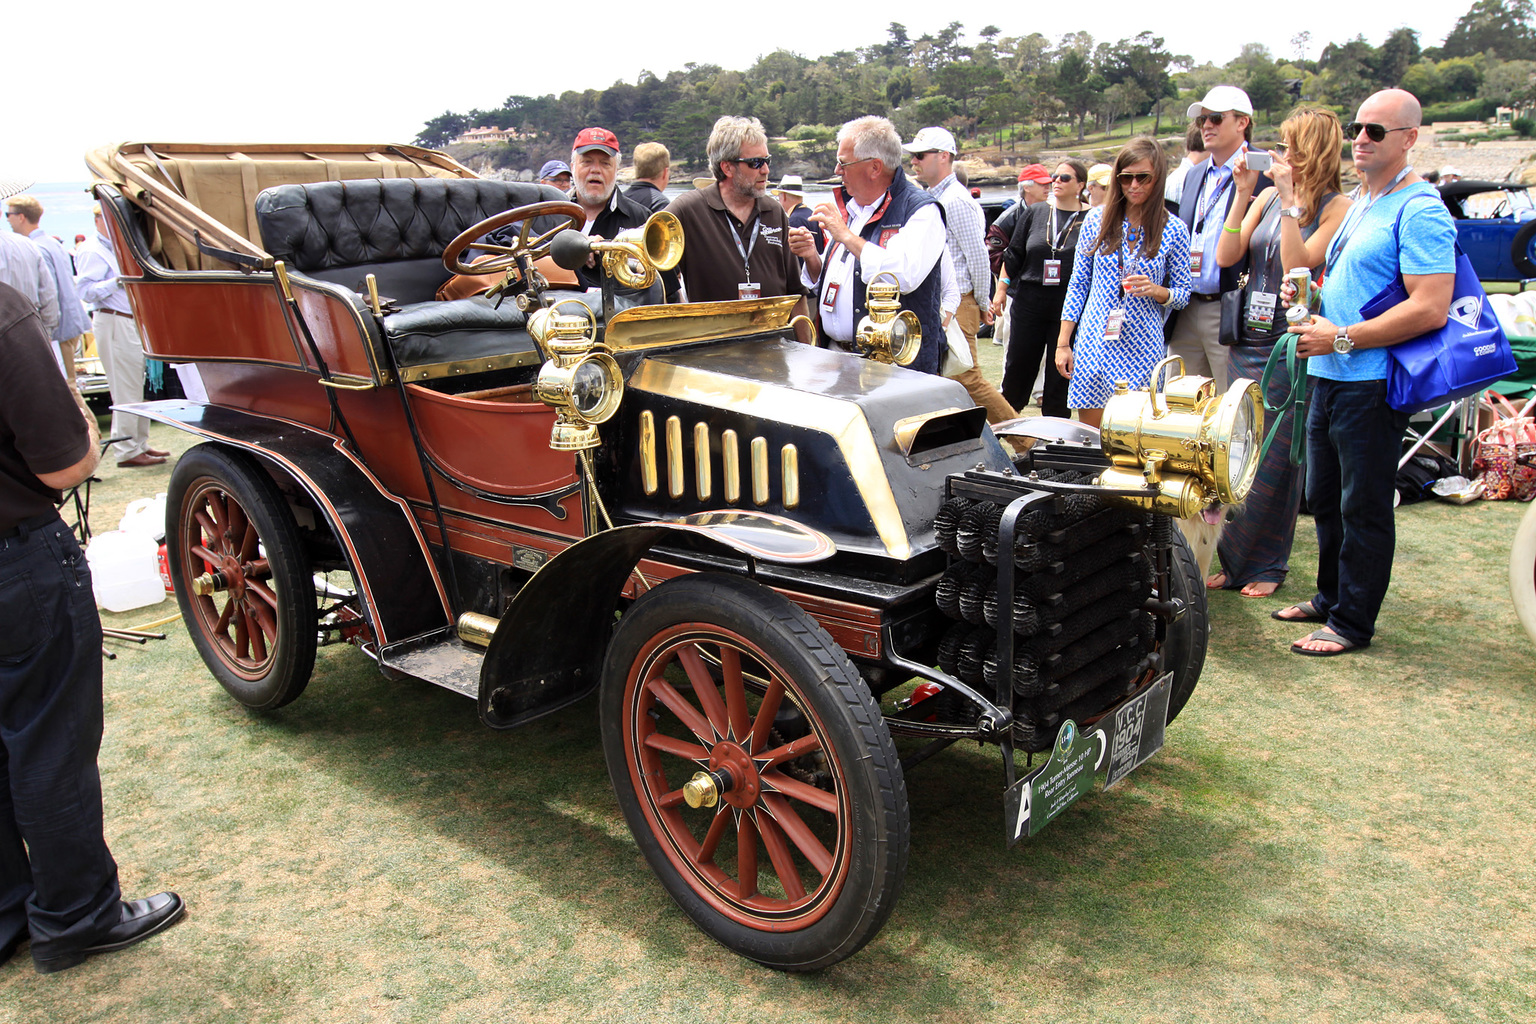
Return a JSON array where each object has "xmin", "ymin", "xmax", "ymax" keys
[
  {"xmin": 168, "ymin": 445, "xmax": 316, "ymax": 710},
  {"xmin": 600, "ymin": 574, "xmax": 908, "ymax": 971}
]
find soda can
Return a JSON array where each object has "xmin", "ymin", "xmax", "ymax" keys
[
  {"xmin": 1286, "ymin": 304, "xmax": 1312, "ymax": 328},
  {"xmin": 1285, "ymin": 268, "xmax": 1312, "ymax": 305}
]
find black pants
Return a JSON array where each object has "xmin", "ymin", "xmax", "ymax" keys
[
  {"xmin": 1002, "ymin": 285, "xmax": 1071, "ymax": 418},
  {"xmin": 0, "ymin": 513, "xmax": 121, "ymax": 960}
]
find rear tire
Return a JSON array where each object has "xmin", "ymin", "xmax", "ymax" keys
[
  {"xmin": 1511, "ymin": 219, "xmax": 1536, "ymax": 279},
  {"xmin": 600, "ymin": 573, "xmax": 908, "ymax": 971},
  {"xmin": 168, "ymin": 445, "xmax": 316, "ymax": 710}
]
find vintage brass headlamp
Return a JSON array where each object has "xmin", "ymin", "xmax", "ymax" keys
[
  {"xmin": 531, "ymin": 301, "xmax": 623, "ymax": 451},
  {"xmin": 854, "ymin": 272, "xmax": 922, "ymax": 366},
  {"xmin": 1097, "ymin": 356, "xmax": 1264, "ymax": 517},
  {"xmin": 549, "ymin": 211, "xmax": 684, "ymax": 290}
]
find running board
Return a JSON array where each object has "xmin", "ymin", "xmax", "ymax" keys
[{"xmin": 379, "ymin": 631, "xmax": 484, "ymax": 700}]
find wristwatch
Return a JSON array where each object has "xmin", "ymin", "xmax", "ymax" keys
[
  {"xmin": 1280, "ymin": 205, "xmax": 1304, "ymax": 220},
  {"xmin": 1333, "ymin": 326, "xmax": 1354, "ymax": 354}
]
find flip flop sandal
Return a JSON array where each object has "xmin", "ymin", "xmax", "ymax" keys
[
  {"xmin": 1271, "ymin": 600, "xmax": 1325, "ymax": 623},
  {"xmin": 1290, "ymin": 628, "xmax": 1366, "ymax": 657}
]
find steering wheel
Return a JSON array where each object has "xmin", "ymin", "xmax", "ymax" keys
[{"xmin": 442, "ymin": 201, "xmax": 585, "ymax": 275}]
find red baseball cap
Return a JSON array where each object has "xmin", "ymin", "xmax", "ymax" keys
[
  {"xmin": 573, "ymin": 127, "xmax": 620, "ymax": 156},
  {"xmin": 1018, "ymin": 163, "xmax": 1051, "ymax": 184}
]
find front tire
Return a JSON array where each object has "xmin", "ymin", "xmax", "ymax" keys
[
  {"xmin": 1162, "ymin": 527, "xmax": 1207, "ymax": 723},
  {"xmin": 600, "ymin": 573, "xmax": 908, "ymax": 971},
  {"xmin": 168, "ymin": 445, "xmax": 317, "ymax": 710}
]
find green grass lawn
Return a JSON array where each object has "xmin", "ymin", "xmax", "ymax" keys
[{"xmin": 3, "ymin": 409, "xmax": 1533, "ymax": 1024}]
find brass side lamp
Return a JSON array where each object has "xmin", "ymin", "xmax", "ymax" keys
[
  {"xmin": 854, "ymin": 272, "xmax": 922, "ymax": 366},
  {"xmin": 530, "ymin": 301, "xmax": 624, "ymax": 451},
  {"xmin": 1097, "ymin": 356, "xmax": 1263, "ymax": 517}
]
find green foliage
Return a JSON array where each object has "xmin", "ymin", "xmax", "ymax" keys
[
  {"xmin": 1515, "ymin": 117, "xmax": 1536, "ymax": 137},
  {"xmin": 1422, "ymin": 96, "xmax": 1500, "ymax": 122},
  {"xmin": 1443, "ymin": 0, "xmax": 1536, "ymax": 59}
]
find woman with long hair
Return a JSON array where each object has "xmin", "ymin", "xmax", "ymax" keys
[
  {"xmin": 1207, "ymin": 106, "xmax": 1351, "ymax": 597},
  {"xmin": 991, "ymin": 159, "xmax": 1088, "ymax": 418},
  {"xmin": 1056, "ymin": 138, "xmax": 1192, "ymax": 429}
]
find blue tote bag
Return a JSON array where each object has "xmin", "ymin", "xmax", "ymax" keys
[{"xmin": 1359, "ymin": 196, "xmax": 1516, "ymax": 413}]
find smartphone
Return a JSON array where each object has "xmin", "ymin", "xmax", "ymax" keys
[{"xmin": 1247, "ymin": 150, "xmax": 1273, "ymax": 172}]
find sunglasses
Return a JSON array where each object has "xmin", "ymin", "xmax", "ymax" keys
[
  {"xmin": 731, "ymin": 156, "xmax": 772, "ymax": 169},
  {"xmin": 1195, "ymin": 112, "xmax": 1234, "ymax": 127},
  {"xmin": 1051, "ymin": 173, "xmax": 1077, "ymax": 183},
  {"xmin": 1117, "ymin": 172, "xmax": 1153, "ymax": 186},
  {"xmin": 1343, "ymin": 122, "xmax": 1413, "ymax": 143}
]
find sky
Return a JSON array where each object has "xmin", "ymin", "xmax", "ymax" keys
[{"xmin": 7, "ymin": 2, "xmax": 1466, "ymax": 183}]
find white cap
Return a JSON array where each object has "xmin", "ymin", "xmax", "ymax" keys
[
  {"xmin": 1440, "ymin": 165, "xmax": 1462, "ymax": 177},
  {"xmin": 773, "ymin": 174, "xmax": 805, "ymax": 197},
  {"xmin": 902, "ymin": 126, "xmax": 958, "ymax": 155},
  {"xmin": 1187, "ymin": 86, "xmax": 1254, "ymax": 119}
]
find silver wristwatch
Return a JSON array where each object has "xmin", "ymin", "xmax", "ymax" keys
[
  {"xmin": 1280, "ymin": 205, "xmax": 1304, "ymax": 220},
  {"xmin": 1333, "ymin": 326, "xmax": 1354, "ymax": 354}
]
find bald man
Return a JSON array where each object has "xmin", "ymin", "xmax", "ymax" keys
[{"xmin": 1276, "ymin": 89, "xmax": 1455, "ymax": 656}]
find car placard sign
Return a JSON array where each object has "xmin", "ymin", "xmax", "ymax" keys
[{"xmin": 1004, "ymin": 673, "xmax": 1172, "ymax": 846}]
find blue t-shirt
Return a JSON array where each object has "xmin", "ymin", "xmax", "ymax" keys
[{"xmin": 1313, "ymin": 181, "xmax": 1456, "ymax": 381}]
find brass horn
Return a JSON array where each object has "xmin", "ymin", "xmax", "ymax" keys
[{"xmin": 595, "ymin": 211, "xmax": 684, "ymax": 289}]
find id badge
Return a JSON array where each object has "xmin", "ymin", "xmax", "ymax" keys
[
  {"xmin": 1043, "ymin": 259, "xmax": 1062, "ymax": 286},
  {"xmin": 822, "ymin": 281, "xmax": 840, "ymax": 311},
  {"xmin": 1103, "ymin": 307, "xmax": 1126, "ymax": 342},
  {"xmin": 739, "ymin": 282, "xmax": 762, "ymax": 300},
  {"xmin": 1245, "ymin": 290, "xmax": 1277, "ymax": 331},
  {"xmin": 1189, "ymin": 250, "xmax": 1203, "ymax": 275}
]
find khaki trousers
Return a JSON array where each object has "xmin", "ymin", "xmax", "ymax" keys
[
  {"xmin": 950, "ymin": 292, "xmax": 1017, "ymax": 424},
  {"xmin": 1164, "ymin": 297, "xmax": 1228, "ymax": 391},
  {"xmin": 93, "ymin": 311, "xmax": 149, "ymax": 462}
]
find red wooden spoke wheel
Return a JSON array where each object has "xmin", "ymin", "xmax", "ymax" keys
[
  {"xmin": 601, "ymin": 574, "xmax": 908, "ymax": 971},
  {"xmin": 168, "ymin": 445, "xmax": 316, "ymax": 710}
]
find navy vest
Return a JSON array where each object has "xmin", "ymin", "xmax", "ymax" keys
[{"xmin": 819, "ymin": 172, "xmax": 947, "ymax": 375}]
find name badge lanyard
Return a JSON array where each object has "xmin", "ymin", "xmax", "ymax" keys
[
  {"xmin": 1103, "ymin": 223, "xmax": 1140, "ymax": 341},
  {"xmin": 1043, "ymin": 207, "xmax": 1082, "ymax": 285},
  {"xmin": 1193, "ymin": 168, "xmax": 1233, "ymax": 238},
  {"xmin": 1325, "ymin": 164, "xmax": 1413, "ymax": 273},
  {"xmin": 1245, "ymin": 201, "xmax": 1284, "ymax": 330},
  {"xmin": 730, "ymin": 215, "xmax": 763, "ymax": 284}
]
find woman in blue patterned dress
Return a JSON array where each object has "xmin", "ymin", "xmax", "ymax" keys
[{"xmin": 1055, "ymin": 137, "xmax": 1192, "ymax": 429}]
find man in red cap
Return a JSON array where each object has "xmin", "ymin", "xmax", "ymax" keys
[
  {"xmin": 563, "ymin": 127, "xmax": 674, "ymax": 297},
  {"xmin": 1017, "ymin": 164, "xmax": 1052, "ymax": 208}
]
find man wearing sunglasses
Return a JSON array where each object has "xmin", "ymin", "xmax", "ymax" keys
[
  {"xmin": 1277, "ymin": 89, "xmax": 1456, "ymax": 657},
  {"xmin": 789, "ymin": 115, "xmax": 948, "ymax": 374},
  {"xmin": 666, "ymin": 116, "xmax": 805, "ymax": 313},
  {"xmin": 903, "ymin": 126, "xmax": 1014, "ymax": 422},
  {"xmin": 1170, "ymin": 85, "xmax": 1269, "ymax": 390}
]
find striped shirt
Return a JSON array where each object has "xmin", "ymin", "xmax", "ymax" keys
[{"xmin": 927, "ymin": 173, "xmax": 989, "ymax": 297}]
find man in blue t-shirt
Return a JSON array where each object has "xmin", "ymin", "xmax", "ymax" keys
[{"xmin": 1278, "ymin": 88, "xmax": 1456, "ymax": 656}]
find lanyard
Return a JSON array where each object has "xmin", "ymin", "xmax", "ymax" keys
[
  {"xmin": 727, "ymin": 213, "xmax": 763, "ymax": 284},
  {"xmin": 1115, "ymin": 223, "xmax": 1143, "ymax": 308},
  {"xmin": 1193, "ymin": 165, "xmax": 1233, "ymax": 236},
  {"xmin": 1326, "ymin": 165, "xmax": 1413, "ymax": 272},
  {"xmin": 1048, "ymin": 206, "xmax": 1083, "ymax": 255}
]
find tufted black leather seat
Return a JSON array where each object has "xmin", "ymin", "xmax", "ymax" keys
[{"xmin": 255, "ymin": 178, "xmax": 571, "ymax": 377}]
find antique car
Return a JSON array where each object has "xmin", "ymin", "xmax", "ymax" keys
[
  {"xmin": 86, "ymin": 141, "xmax": 1260, "ymax": 971},
  {"xmin": 1438, "ymin": 178, "xmax": 1536, "ymax": 282}
]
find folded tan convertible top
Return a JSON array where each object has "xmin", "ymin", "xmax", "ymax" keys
[{"xmin": 86, "ymin": 142, "xmax": 477, "ymax": 271}]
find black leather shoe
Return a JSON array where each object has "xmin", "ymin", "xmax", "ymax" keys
[{"xmin": 33, "ymin": 892, "xmax": 185, "ymax": 974}]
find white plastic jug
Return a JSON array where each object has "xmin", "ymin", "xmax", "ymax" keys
[
  {"xmin": 118, "ymin": 492, "xmax": 168, "ymax": 541},
  {"xmin": 86, "ymin": 530, "xmax": 166, "ymax": 612}
]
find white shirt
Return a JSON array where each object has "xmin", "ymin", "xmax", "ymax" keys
[
  {"xmin": 0, "ymin": 231, "xmax": 61, "ymax": 339},
  {"xmin": 74, "ymin": 233, "xmax": 132, "ymax": 315},
  {"xmin": 802, "ymin": 193, "xmax": 945, "ymax": 343}
]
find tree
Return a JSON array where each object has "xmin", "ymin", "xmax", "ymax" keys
[
  {"xmin": 416, "ymin": 111, "xmax": 469, "ymax": 149},
  {"xmin": 1479, "ymin": 59, "xmax": 1536, "ymax": 103},
  {"xmin": 1100, "ymin": 82, "xmax": 1147, "ymax": 136},
  {"xmin": 1056, "ymin": 48, "xmax": 1099, "ymax": 141},
  {"xmin": 1442, "ymin": 0, "xmax": 1536, "ymax": 61},
  {"xmin": 1246, "ymin": 63, "xmax": 1286, "ymax": 118},
  {"xmin": 1374, "ymin": 28, "xmax": 1421, "ymax": 88}
]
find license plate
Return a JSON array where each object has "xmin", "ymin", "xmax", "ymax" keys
[{"xmin": 1004, "ymin": 672, "xmax": 1172, "ymax": 845}]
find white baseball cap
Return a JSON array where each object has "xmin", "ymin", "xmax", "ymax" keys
[
  {"xmin": 1187, "ymin": 86, "xmax": 1254, "ymax": 119},
  {"xmin": 902, "ymin": 127, "xmax": 958, "ymax": 155}
]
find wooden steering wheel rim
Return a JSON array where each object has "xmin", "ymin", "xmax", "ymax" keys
[{"xmin": 442, "ymin": 201, "xmax": 585, "ymax": 275}]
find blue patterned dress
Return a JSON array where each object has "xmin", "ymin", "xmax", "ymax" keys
[{"xmin": 1060, "ymin": 207, "xmax": 1192, "ymax": 409}]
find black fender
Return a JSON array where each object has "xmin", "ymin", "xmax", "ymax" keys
[
  {"xmin": 1512, "ymin": 219, "xmax": 1536, "ymax": 279},
  {"xmin": 478, "ymin": 512, "xmax": 835, "ymax": 729},
  {"xmin": 123, "ymin": 400, "xmax": 451, "ymax": 646}
]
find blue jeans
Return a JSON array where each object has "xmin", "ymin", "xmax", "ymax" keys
[
  {"xmin": 0, "ymin": 513, "xmax": 122, "ymax": 961},
  {"xmin": 1304, "ymin": 378, "xmax": 1410, "ymax": 646}
]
